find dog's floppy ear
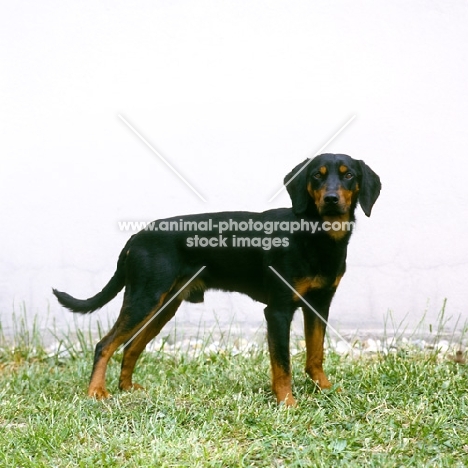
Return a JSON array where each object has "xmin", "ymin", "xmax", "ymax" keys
[
  {"xmin": 284, "ymin": 159, "xmax": 310, "ymax": 215},
  {"xmin": 358, "ymin": 160, "xmax": 381, "ymax": 217}
]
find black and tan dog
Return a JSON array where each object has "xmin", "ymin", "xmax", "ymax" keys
[{"xmin": 53, "ymin": 153, "xmax": 381, "ymax": 405}]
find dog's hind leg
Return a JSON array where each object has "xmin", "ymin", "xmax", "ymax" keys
[
  {"xmin": 87, "ymin": 305, "xmax": 134, "ymax": 399},
  {"xmin": 87, "ymin": 279, "xmax": 177, "ymax": 399},
  {"xmin": 118, "ymin": 297, "xmax": 182, "ymax": 392}
]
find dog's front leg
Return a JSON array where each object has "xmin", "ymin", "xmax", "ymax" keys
[
  {"xmin": 264, "ymin": 305, "xmax": 296, "ymax": 406},
  {"xmin": 302, "ymin": 293, "xmax": 334, "ymax": 390}
]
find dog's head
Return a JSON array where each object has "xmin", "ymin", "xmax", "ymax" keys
[{"xmin": 284, "ymin": 153, "xmax": 381, "ymax": 218}]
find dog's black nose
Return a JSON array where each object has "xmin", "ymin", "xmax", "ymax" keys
[{"xmin": 324, "ymin": 193, "xmax": 339, "ymax": 204}]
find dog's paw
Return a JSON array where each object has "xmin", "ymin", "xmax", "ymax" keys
[{"xmin": 88, "ymin": 386, "xmax": 111, "ymax": 399}]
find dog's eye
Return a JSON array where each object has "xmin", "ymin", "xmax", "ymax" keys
[
  {"xmin": 313, "ymin": 172, "xmax": 322, "ymax": 179},
  {"xmin": 344, "ymin": 172, "xmax": 353, "ymax": 180}
]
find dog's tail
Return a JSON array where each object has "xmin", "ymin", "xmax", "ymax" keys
[{"xmin": 52, "ymin": 246, "xmax": 128, "ymax": 314}]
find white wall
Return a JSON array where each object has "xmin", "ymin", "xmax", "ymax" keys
[{"xmin": 1, "ymin": 1, "xmax": 467, "ymax": 340}]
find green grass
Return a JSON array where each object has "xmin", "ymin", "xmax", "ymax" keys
[{"xmin": 0, "ymin": 321, "xmax": 467, "ymax": 467}]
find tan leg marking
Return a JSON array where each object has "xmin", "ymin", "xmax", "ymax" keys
[
  {"xmin": 270, "ymin": 360, "xmax": 296, "ymax": 407},
  {"xmin": 119, "ymin": 299, "xmax": 182, "ymax": 392},
  {"xmin": 303, "ymin": 309, "xmax": 331, "ymax": 390}
]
